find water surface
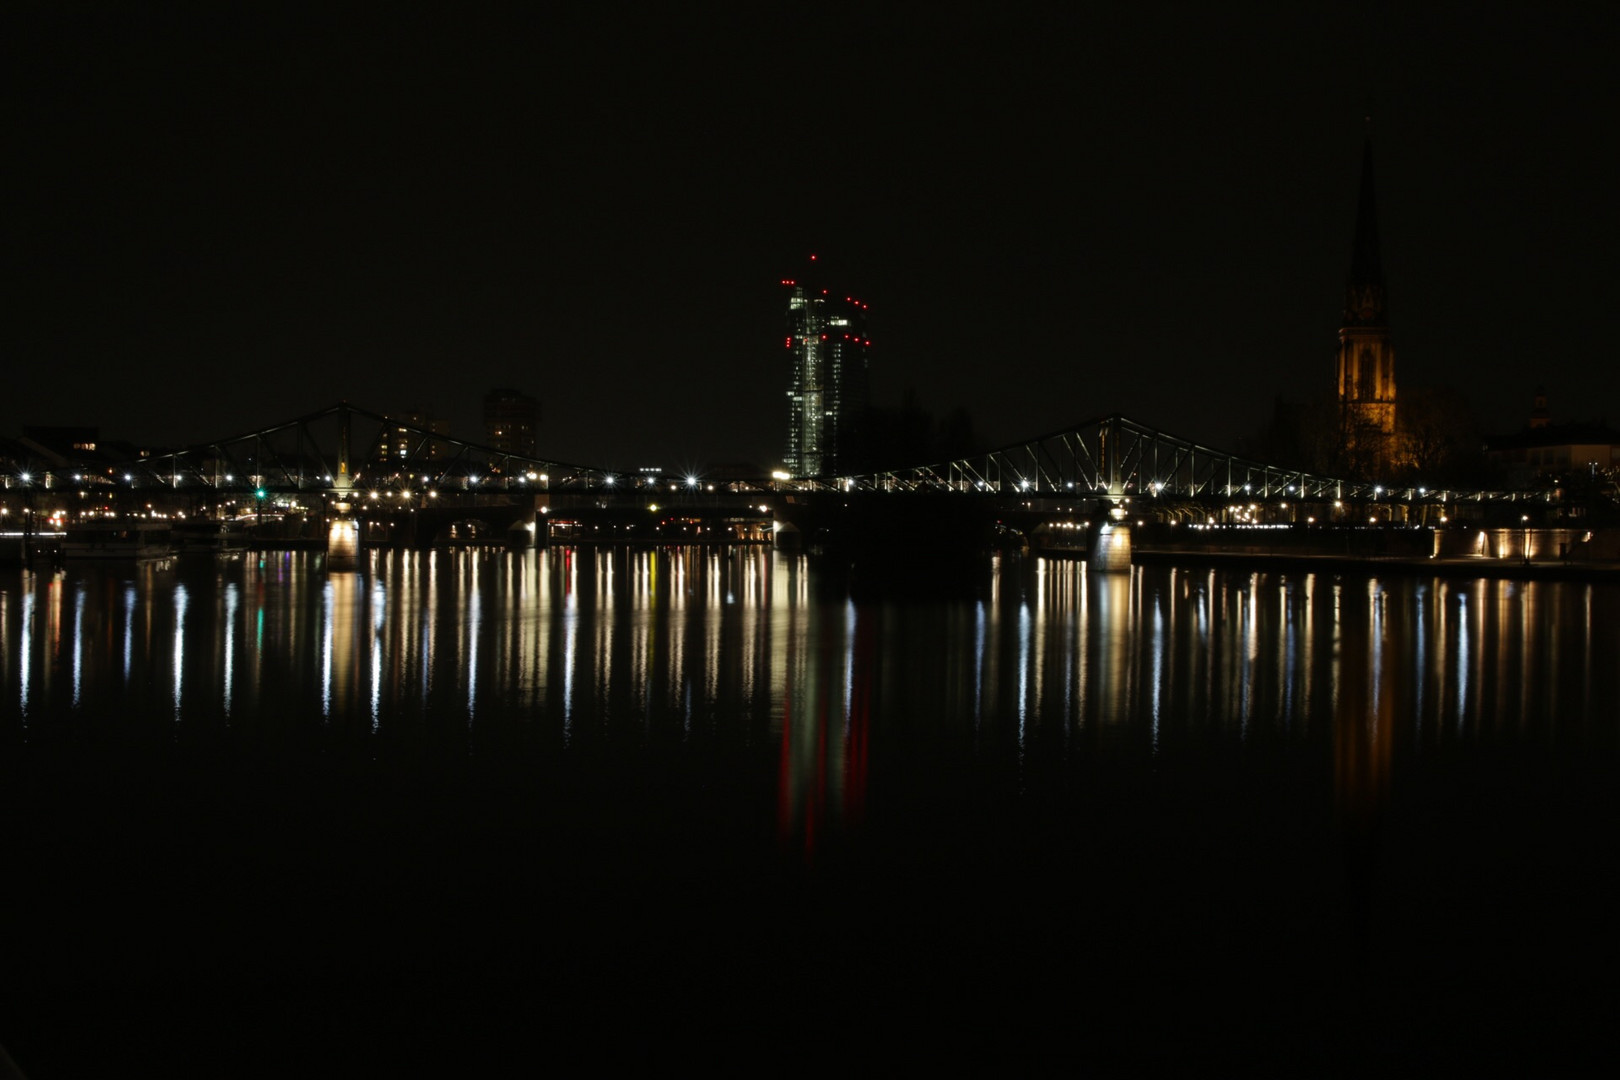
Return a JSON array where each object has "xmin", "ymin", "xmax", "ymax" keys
[{"xmin": 2, "ymin": 549, "xmax": 1615, "ymax": 1071}]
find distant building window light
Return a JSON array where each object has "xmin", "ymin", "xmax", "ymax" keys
[{"xmin": 74, "ymin": 442, "xmax": 97, "ymax": 451}]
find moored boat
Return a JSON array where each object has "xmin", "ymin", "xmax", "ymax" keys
[{"xmin": 60, "ymin": 521, "xmax": 176, "ymax": 560}]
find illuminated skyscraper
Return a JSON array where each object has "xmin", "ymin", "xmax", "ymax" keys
[{"xmin": 782, "ymin": 261, "xmax": 870, "ymax": 476}]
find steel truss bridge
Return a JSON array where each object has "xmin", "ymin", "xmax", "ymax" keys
[{"xmin": 21, "ymin": 402, "xmax": 1546, "ymax": 508}]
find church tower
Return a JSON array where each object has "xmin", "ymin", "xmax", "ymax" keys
[{"xmin": 1335, "ymin": 137, "xmax": 1398, "ymax": 475}]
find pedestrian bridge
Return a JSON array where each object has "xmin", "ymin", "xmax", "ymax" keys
[{"xmin": 91, "ymin": 401, "xmax": 1540, "ymax": 509}]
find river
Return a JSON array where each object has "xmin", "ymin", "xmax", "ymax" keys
[{"xmin": 2, "ymin": 548, "xmax": 1615, "ymax": 1072}]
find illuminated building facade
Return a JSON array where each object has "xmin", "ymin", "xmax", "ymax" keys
[
  {"xmin": 483, "ymin": 388, "xmax": 538, "ymax": 458},
  {"xmin": 1335, "ymin": 139, "xmax": 1399, "ymax": 476},
  {"xmin": 1487, "ymin": 393, "xmax": 1620, "ymax": 488},
  {"xmin": 783, "ymin": 263, "xmax": 870, "ymax": 477},
  {"xmin": 389, "ymin": 409, "xmax": 452, "ymax": 461}
]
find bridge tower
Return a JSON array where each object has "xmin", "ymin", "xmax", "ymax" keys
[
  {"xmin": 1335, "ymin": 136, "xmax": 1398, "ymax": 477},
  {"xmin": 1090, "ymin": 416, "xmax": 1132, "ymax": 572},
  {"xmin": 327, "ymin": 403, "xmax": 360, "ymax": 571}
]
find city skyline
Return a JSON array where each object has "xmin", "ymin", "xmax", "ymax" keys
[{"xmin": 9, "ymin": 5, "xmax": 1616, "ymax": 471}]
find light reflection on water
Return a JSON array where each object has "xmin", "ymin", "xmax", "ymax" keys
[
  {"xmin": 1, "ymin": 551, "xmax": 1616, "ymax": 809},
  {"xmin": 3, "ymin": 546, "xmax": 1618, "ymax": 1068}
]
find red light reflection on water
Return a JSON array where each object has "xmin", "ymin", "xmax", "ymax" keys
[{"xmin": 776, "ymin": 605, "xmax": 875, "ymax": 861}]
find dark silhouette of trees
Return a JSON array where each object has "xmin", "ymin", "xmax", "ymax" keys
[{"xmin": 861, "ymin": 390, "xmax": 981, "ymax": 472}]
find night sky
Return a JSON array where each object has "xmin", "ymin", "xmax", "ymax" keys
[{"xmin": 10, "ymin": 3, "xmax": 1616, "ymax": 472}]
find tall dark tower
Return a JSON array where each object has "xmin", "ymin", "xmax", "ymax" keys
[
  {"xmin": 483, "ymin": 387, "xmax": 539, "ymax": 458},
  {"xmin": 782, "ymin": 257, "xmax": 870, "ymax": 477},
  {"xmin": 1335, "ymin": 138, "xmax": 1398, "ymax": 475}
]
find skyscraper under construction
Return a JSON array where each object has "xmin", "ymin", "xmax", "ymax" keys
[{"xmin": 782, "ymin": 259, "xmax": 870, "ymax": 477}]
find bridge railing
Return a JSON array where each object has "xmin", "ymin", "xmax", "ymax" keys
[
  {"xmin": 4, "ymin": 403, "xmax": 1557, "ymax": 510},
  {"xmin": 811, "ymin": 414, "xmax": 1548, "ymax": 506}
]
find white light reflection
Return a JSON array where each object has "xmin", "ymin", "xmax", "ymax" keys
[
  {"xmin": 421, "ymin": 552, "xmax": 436, "ymax": 706},
  {"xmin": 972, "ymin": 601, "xmax": 986, "ymax": 729},
  {"xmin": 1017, "ymin": 600, "xmax": 1031, "ymax": 764},
  {"xmin": 1280, "ymin": 581, "xmax": 1296, "ymax": 729},
  {"xmin": 1241, "ymin": 576, "xmax": 1258, "ymax": 738},
  {"xmin": 705, "ymin": 553, "xmax": 722, "ymax": 712},
  {"xmin": 20, "ymin": 588, "xmax": 34, "ymax": 720},
  {"xmin": 562, "ymin": 565, "xmax": 577, "ymax": 746},
  {"xmin": 1413, "ymin": 582, "xmax": 1427, "ymax": 740},
  {"xmin": 1149, "ymin": 597, "xmax": 1163, "ymax": 753},
  {"xmin": 1299, "ymin": 575, "xmax": 1315, "ymax": 725},
  {"xmin": 466, "ymin": 572, "xmax": 481, "ymax": 723},
  {"xmin": 1328, "ymin": 582, "xmax": 1343, "ymax": 717},
  {"xmin": 223, "ymin": 582, "xmax": 239, "ymax": 718},
  {"xmin": 370, "ymin": 577, "xmax": 386, "ymax": 731},
  {"xmin": 321, "ymin": 580, "xmax": 334, "ymax": 718},
  {"xmin": 1369, "ymin": 579, "xmax": 1384, "ymax": 749},
  {"xmin": 843, "ymin": 598, "xmax": 856, "ymax": 737},
  {"xmin": 1455, "ymin": 591, "xmax": 1470, "ymax": 728},
  {"xmin": 738, "ymin": 551, "xmax": 760, "ymax": 704},
  {"xmin": 173, "ymin": 584, "xmax": 189, "ymax": 719},
  {"xmin": 71, "ymin": 584, "xmax": 85, "ymax": 708},
  {"xmin": 123, "ymin": 583, "xmax": 135, "ymax": 683}
]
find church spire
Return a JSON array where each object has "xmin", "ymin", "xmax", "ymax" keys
[
  {"xmin": 1342, "ymin": 136, "xmax": 1387, "ymax": 327},
  {"xmin": 1334, "ymin": 132, "xmax": 1398, "ymax": 477},
  {"xmin": 1350, "ymin": 138, "xmax": 1382, "ymax": 285}
]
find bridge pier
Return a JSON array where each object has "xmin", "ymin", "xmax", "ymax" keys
[
  {"xmin": 773, "ymin": 518, "xmax": 802, "ymax": 552},
  {"xmin": 326, "ymin": 486, "xmax": 359, "ymax": 572},
  {"xmin": 1090, "ymin": 504, "xmax": 1132, "ymax": 573}
]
